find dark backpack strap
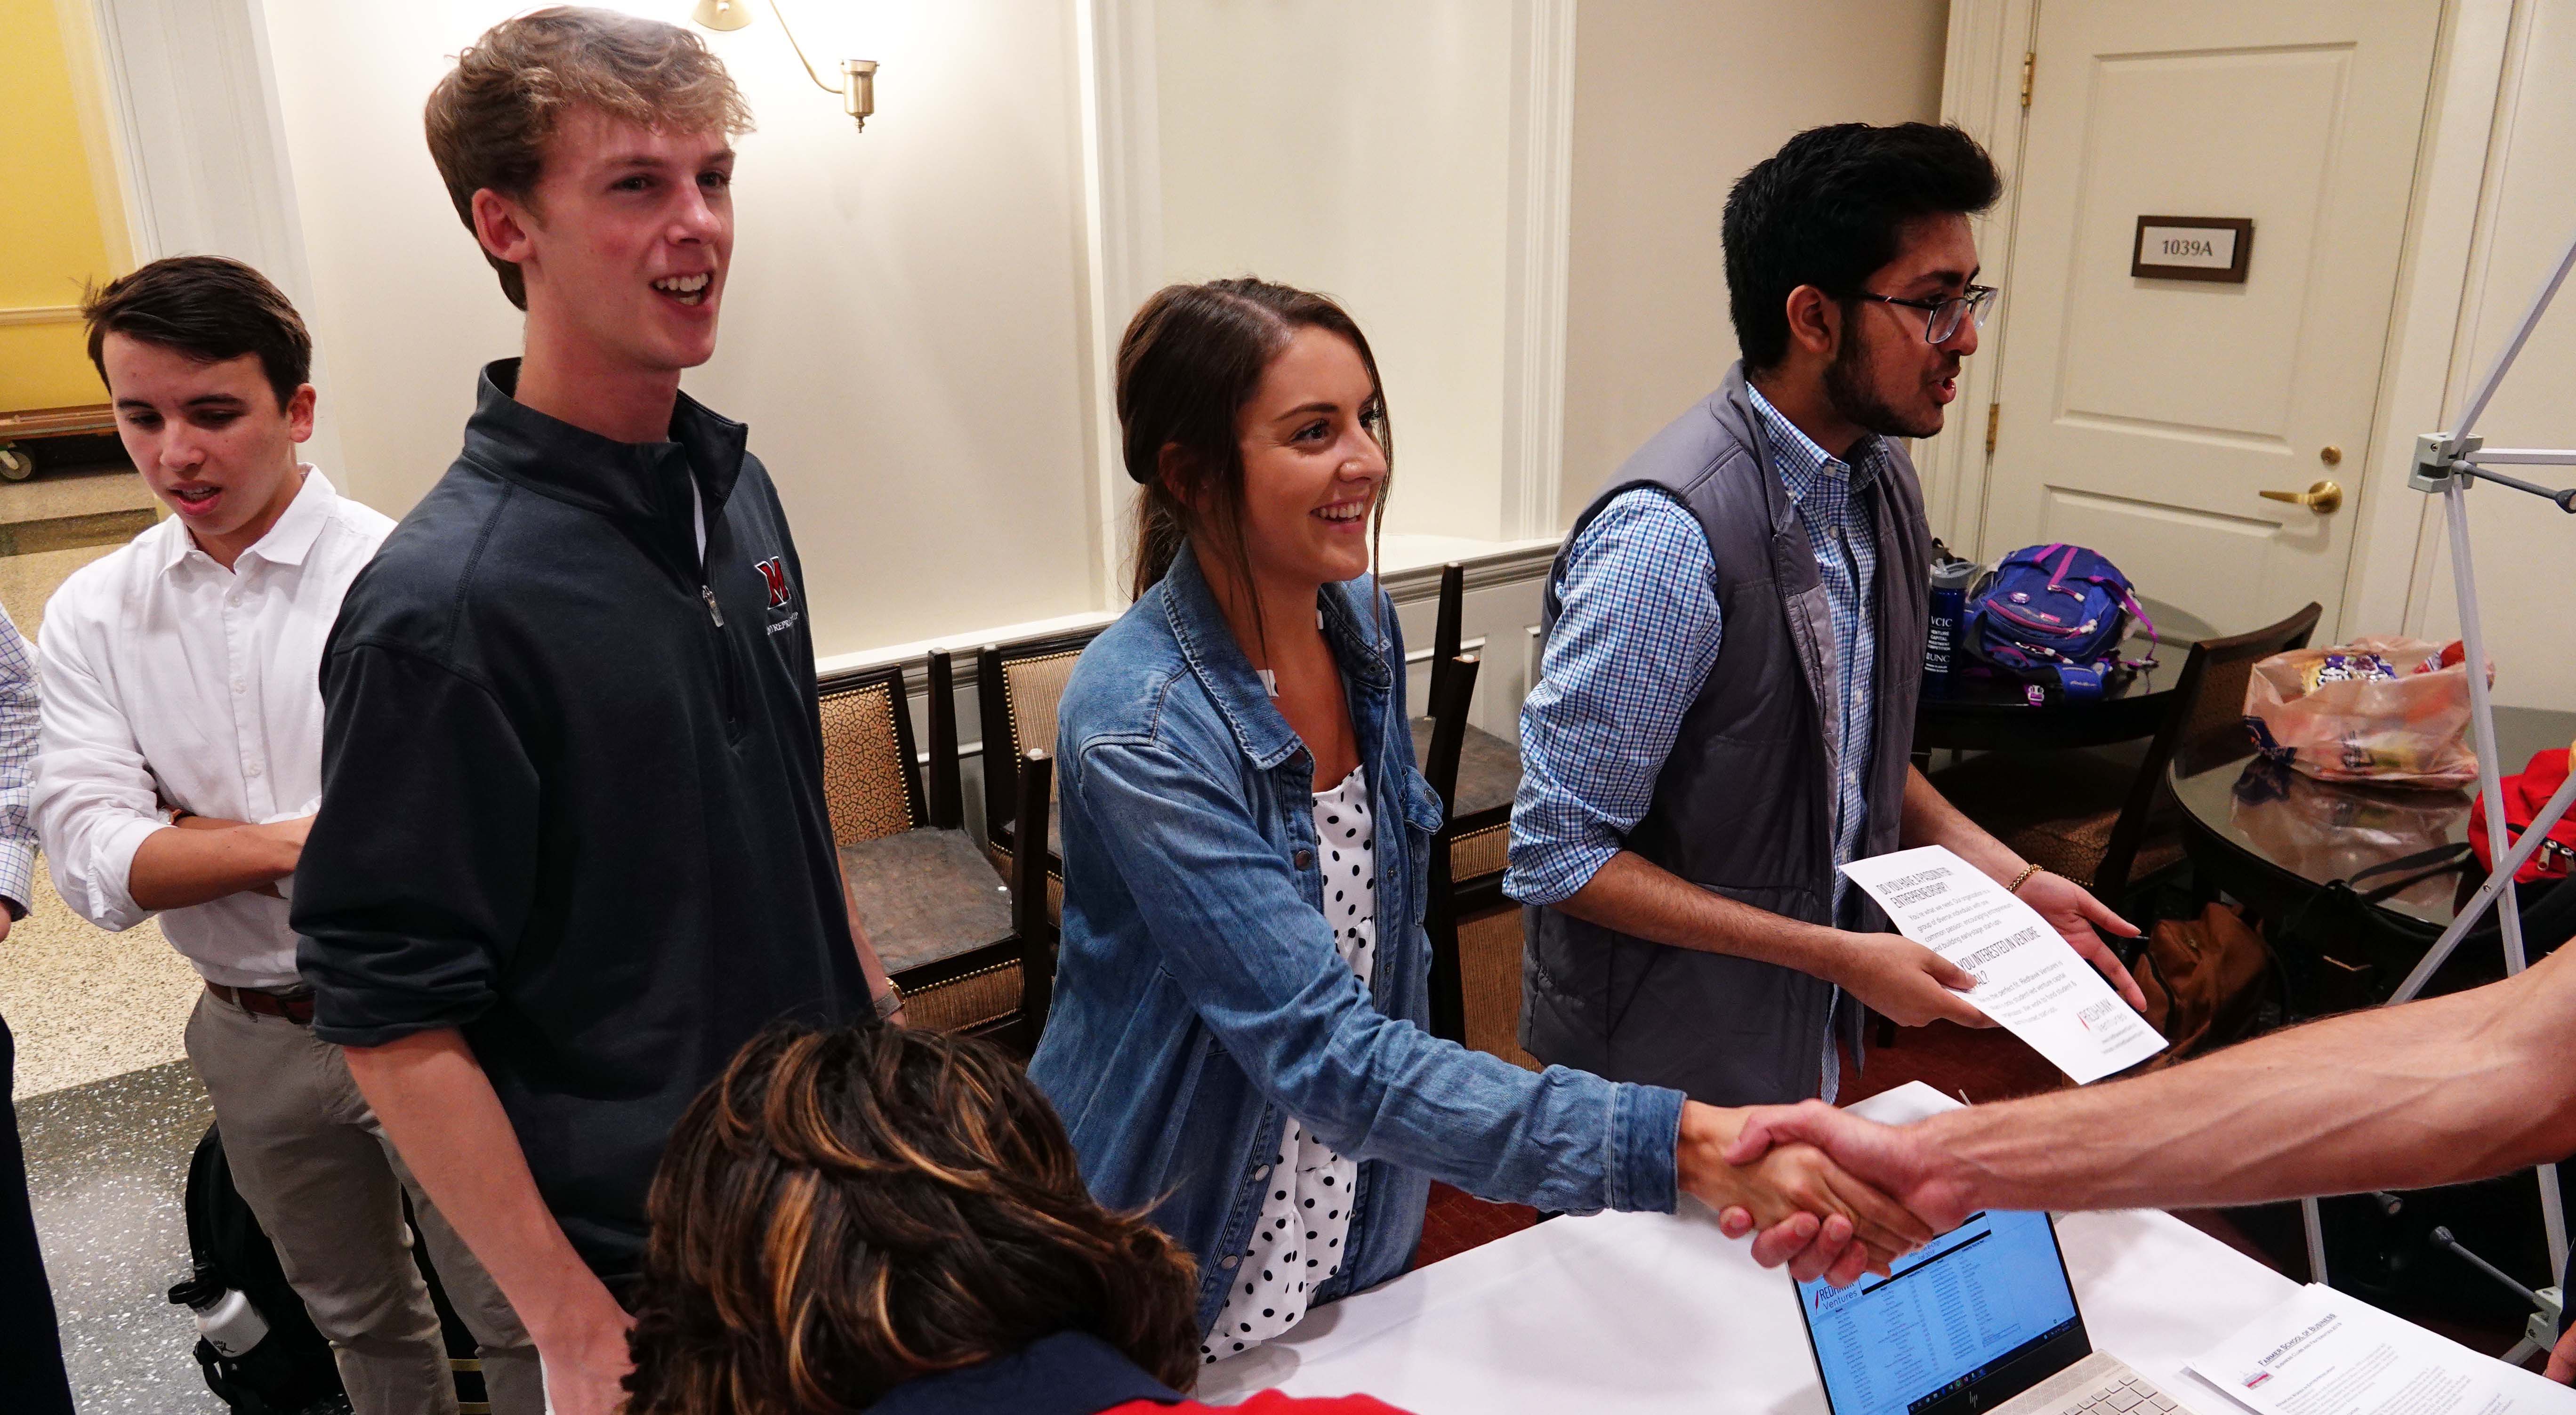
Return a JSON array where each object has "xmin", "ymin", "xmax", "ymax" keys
[{"xmin": 2349, "ymin": 843, "xmax": 2474, "ymax": 904}]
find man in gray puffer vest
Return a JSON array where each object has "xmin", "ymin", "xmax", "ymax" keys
[{"xmin": 1508, "ymin": 122, "xmax": 2147, "ymax": 1107}]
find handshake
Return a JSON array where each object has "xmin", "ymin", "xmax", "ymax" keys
[{"xmin": 1677, "ymin": 1098, "xmax": 1974, "ymax": 1287}]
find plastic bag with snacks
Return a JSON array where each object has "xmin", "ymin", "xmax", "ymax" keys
[{"xmin": 2241, "ymin": 635, "xmax": 2484, "ymax": 787}]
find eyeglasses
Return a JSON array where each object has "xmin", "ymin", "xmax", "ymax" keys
[{"xmin": 1854, "ymin": 283, "xmax": 1998, "ymax": 345}]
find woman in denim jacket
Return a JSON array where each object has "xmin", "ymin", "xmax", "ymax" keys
[{"xmin": 1028, "ymin": 280, "xmax": 1924, "ymax": 1364}]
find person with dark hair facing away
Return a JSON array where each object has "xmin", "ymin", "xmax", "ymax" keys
[
  {"xmin": 629, "ymin": 1022, "xmax": 1409, "ymax": 1414},
  {"xmin": 291, "ymin": 10, "xmax": 898, "ymax": 1414},
  {"xmin": 1028, "ymin": 277, "xmax": 1930, "ymax": 1364},
  {"xmin": 1507, "ymin": 124, "xmax": 2147, "ymax": 1230},
  {"xmin": 32, "ymin": 255, "xmax": 539, "ymax": 1413}
]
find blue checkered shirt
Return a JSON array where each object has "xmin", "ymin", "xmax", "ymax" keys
[
  {"xmin": 1507, "ymin": 389, "xmax": 1884, "ymax": 1096},
  {"xmin": 0, "ymin": 609, "xmax": 37, "ymax": 917},
  {"xmin": 1508, "ymin": 388, "xmax": 1884, "ymax": 925}
]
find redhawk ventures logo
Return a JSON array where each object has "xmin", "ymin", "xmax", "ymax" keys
[{"xmin": 753, "ymin": 556, "xmax": 792, "ymax": 610}]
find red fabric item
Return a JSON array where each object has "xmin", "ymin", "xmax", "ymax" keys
[
  {"xmin": 1103, "ymin": 1393, "xmax": 1413, "ymax": 1414},
  {"xmin": 2469, "ymin": 746, "xmax": 2576, "ymax": 884}
]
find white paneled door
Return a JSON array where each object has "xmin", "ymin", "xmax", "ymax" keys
[{"xmin": 1981, "ymin": 0, "xmax": 2440, "ymax": 633}]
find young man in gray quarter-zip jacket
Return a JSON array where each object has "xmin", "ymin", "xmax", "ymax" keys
[{"xmin": 292, "ymin": 15, "xmax": 897, "ymax": 1415}]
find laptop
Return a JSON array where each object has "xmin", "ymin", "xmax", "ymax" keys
[{"xmin": 1793, "ymin": 1206, "xmax": 2206, "ymax": 1415}]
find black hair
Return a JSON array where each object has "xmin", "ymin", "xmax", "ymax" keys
[
  {"xmin": 81, "ymin": 255, "xmax": 314, "ymax": 410},
  {"xmin": 1722, "ymin": 122, "xmax": 2002, "ymax": 370}
]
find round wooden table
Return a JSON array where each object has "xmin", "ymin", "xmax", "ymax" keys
[{"xmin": 2167, "ymin": 704, "xmax": 2576, "ymax": 927}]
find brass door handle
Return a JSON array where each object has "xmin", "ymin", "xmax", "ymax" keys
[{"xmin": 2260, "ymin": 479, "xmax": 2343, "ymax": 514}]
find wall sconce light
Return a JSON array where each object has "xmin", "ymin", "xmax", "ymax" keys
[{"xmin": 690, "ymin": 0, "xmax": 878, "ymax": 131}]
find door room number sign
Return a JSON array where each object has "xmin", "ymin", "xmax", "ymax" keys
[{"xmin": 2131, "ymin": 216, "xmax": 2254, "ymax": 282}]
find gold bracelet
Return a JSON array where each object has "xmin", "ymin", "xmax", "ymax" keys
[{"xmin": 2007, "ymin": 863, "xmax": 2043, "ymax": 895}]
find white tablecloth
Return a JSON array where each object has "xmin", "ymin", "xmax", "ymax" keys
[{"xmin": 1200, "ymin": 1088, "xmax": 2302, "ymax": 1413}]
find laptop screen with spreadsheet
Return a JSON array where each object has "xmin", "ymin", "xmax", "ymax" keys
[{"xmin": 1796, "ymin": 1209, "xmax": 2090, "ymax": 1415}]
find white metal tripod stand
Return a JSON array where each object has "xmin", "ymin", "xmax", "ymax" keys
[{"xmin": 2296, "ymin": 221, "xmax": 2576, "ymax": 1365}]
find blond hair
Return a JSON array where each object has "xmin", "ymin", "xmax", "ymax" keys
[{"xmin": 424, "ymin": 6, "xmax": 754, "ymax": 310}]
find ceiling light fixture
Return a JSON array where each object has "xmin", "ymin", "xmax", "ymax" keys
[{"xmin": 690, "ymin": 0, "xmax": 878, "ymax": 132}]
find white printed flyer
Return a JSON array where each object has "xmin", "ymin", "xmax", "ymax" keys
[
  {"xmin": 2187, "ymin": 1283, "xmax": 2576, "ymax": 1415},
  {"xmin": 1839, "ymin": 845, "xmax": 2165, "ymax": 1084}
]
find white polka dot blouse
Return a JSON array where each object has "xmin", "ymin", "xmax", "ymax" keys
[{"xmin": 1202, "ymin": 763, "xmax": 1377, "ymax": 1364}]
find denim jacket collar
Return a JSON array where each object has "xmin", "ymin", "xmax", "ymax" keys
[{"xmin": 1157, "ymin": 542, "xmax": 1394, "ymax": 775}]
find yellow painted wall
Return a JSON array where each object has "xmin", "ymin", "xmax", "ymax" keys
[{"xmin": 1, "ymin": 0, "xmax": 123, "ymax": 410}]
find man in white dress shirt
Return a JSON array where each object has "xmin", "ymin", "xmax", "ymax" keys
[{"xmin": 32, "ymin": 256, "xmax": 539, "ymax": 1415}]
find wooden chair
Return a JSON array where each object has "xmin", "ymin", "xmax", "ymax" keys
[
  {"xmin": 2161, "ymin": 603, "xmax": 2327, "ymax": 780},
  {"xmin": 1419, "ymin": 653, "xmax": 1479, "ymax": 1043},
  {"xmin": 978, "ymin": 626, "xmax": 1105, "ymax": 919},
  {"xmin": 821, "ymin": 652, "xmax": 1058, "ymax": 1051},
  {"xmin": 1407, "ymin": 564, "xmax": 1521, "ymax": 913},
  {"xmin": 1929, "ymin": 602, "xmax": 2325, "ymax": 905}
]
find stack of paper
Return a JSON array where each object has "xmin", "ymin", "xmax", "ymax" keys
[{"xmin": 2188, "ymin": 1283, "xmax": 2576, "ymax": 1415}]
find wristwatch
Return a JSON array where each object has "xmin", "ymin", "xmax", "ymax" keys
[{"xmin": 873, "ymin": 982, "xmax": 905, "ymax": 1021}]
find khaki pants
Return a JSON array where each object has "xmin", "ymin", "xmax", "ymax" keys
[{"xmin": 186, "ymin": 990, "xmax": 543, "ymax": 1415}]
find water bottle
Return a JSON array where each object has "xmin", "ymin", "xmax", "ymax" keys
[
  {"xmin": 170, "ymin": 1273, "xmax": 270, "ymax": 1359},
  {"xmin": 1924, "ymin": 552, "xmax": 1979, "ymax": 697}
]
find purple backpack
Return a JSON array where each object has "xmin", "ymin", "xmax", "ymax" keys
[{"xmin": 1962, "ymin": 543, "xmax": 2157, "ymax": 700}]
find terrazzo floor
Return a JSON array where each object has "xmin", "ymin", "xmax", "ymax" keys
[
  {"xmin": 18, "ymin": 1060, "xmax": 222, "ymax": 1412},
  {"xmin": 0, "ymin": 463, "xmax": 154, "ymax": 642},
  {"xmin": 0, "ymin": 466, "xmax": 159, "ymax": 523},
  {"xmin": 0, "ymin": 473, "xmax": 228, "ymax": 1409},
  {"xmin": 5, "ymin": 868, "xmax": 197, "ymax": 1099},
  {"xmin": 2, "ymin": 783, "xmax": 215, "ymax": 1413},
  {"xmin": 0, "ymin": 460, "xmax": 200, "ymax": 1103}
]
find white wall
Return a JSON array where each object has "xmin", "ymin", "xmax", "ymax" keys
[
  {"xmin": 84, "ymin": 0, "xmax": 346, "ymax": 473},
  {"xmin": 2401, "ymin": 0, "xmax": 2576, "ymax": 711},
  {"xmin": 1556, "ymin": 0, "xmax": 1950, "ymax": 522},
  {"xmin": 253, "ymin": 0, "xmax": 1103, "ymax": 661},
  {"xmin": 177, "ymin": 0, "xmax": 1961, "ymax": 668},
  {"xmin": 1150, "ymin": 0, "xmax": 1516, "ymax": 543}
]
